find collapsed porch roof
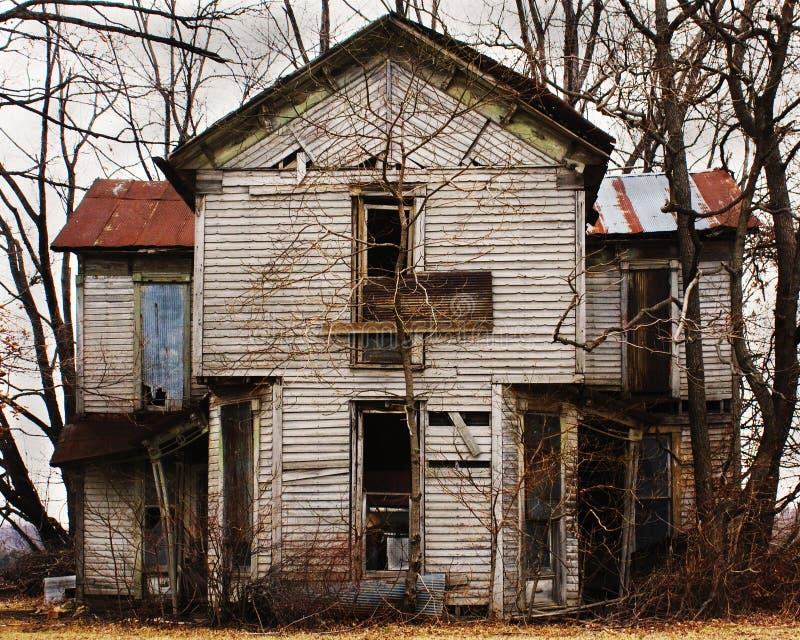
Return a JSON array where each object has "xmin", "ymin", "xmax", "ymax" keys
[{"xmin": 50, "ymin": 410, "xmax": 202, "ymax": 466}]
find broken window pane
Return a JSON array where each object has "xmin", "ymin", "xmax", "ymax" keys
[
  {"xmin": 635, "ymin": 434, "xmax": 673, "ymax": 550},
  {"xmin": 141, "ymin": 283, "xmax": 185, "ymax": 410},
  {"xmin": 221, "ymin": 401, "xmax": 253, "ymax": 568}
]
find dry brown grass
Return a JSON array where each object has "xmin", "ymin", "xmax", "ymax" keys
[{"xmin": 0, "ymin": 598, "xmax": 798, "ymax": 640}]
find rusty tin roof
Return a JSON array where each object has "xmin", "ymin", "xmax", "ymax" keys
[
  {"xmin": 51, "ymin": 179, "xmax": 194, "ymax": 251},
  {"xmin": 590, "ymin": 169, "xmax": 752, "ymax": 235}
]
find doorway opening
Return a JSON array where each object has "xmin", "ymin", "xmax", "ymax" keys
[{"xmin": 361, "ymin": 411, "xmax": 411, "ymax": 571}]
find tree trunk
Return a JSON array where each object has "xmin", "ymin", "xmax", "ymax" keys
[{"xmin": 653, "ymin": 0, "xmax": 716, "ymax": 540}]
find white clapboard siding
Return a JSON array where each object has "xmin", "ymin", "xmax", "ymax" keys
[
  {"xmin": 584, "ymin": 263, "xmax": 623, "ymax": 387},
  {"xmin": 675, "ymin": 418, "xmax": 734, "ymax": 525},
  {"xmin": 470, "ymin": 119, "xmax": 556, "ymax": 167},
  {"xmin": 427, "ymin": 415, "xmax": 490, "ymax": 463},
  {"xmin": 81, "ymin": 272, "xmax": 136, "ymax": 412},
  {"xmin": 80, "ymin": 256, "xmax": 204, "ymax": 414},
  {"xmin": 425, "ymin": 466, "xmax": 492, "ymax": 604},
  {"xmin": 201, "ymin": 168, "xmax": 578, "ymax": 380},
  {"xmin": 583, "ymin": 256, "xmax": 733, "ymax": 398},
  {"xmin": 82, "ymin": 464, "xmax": 143, "ymax": 597},
  {"xmin": 678, "ymin": 261, "xmax": 733, "ymax": 399}
]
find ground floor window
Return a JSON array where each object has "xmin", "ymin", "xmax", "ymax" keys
[
  {"xmin": 221, "ymin": 401, "xmax": 254, "ymax": 569},
  {"xmin": 362, "ymin": 411, "xmax": 411, "ymax": 571},
  {"xmin": 523, "ymin": 413, "xmax": 562, "ymax": 575},
  {"xmin": 634, "ymin": 433, "xmax": 673, "ymax": 550}
]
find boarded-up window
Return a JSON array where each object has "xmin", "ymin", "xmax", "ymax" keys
[
  {"xmin": 627, "ymin": 269, "xmax": 672, "ymax": 394},
  {"xmin": 221, "ymin": 401, "xmax": 253, "ymax": 568},
  {"xmin": 634, "ymin": 434, "xmax": 672, "ymax": 550},
  {"xmin": 141, "ymin": 283, "xmax": 186, "ymax": 409},
  {"xmin": 523, "ymin": 414, "xmax": 561, "ymax": 575}
]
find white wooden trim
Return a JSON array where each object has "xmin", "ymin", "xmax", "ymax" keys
[
  {"xmin": 191, "ymin": 195, "xmax": 205, "ymax": 377},
  {"xmin": 620, "ymin": 264, "xmax": 629, "ymax": 393},
  {"xmin": 575, "ymin": 190, "xmax": 586, "ymax": 375},
  {"xmin": 271, "ymin": 380, "xmax": 283, "ymax": 568},
  {"xmin": 413, "ymin": 193, "xmax": 426, "ymax": 270},
  {"xmin": 669, "ymin": 260, "xmax": 681, "ymax": 398},
  {"xmin": 76, "ymin": 257, "xmax": 85, "ymax": 414},
  {"xmin": 490, "ymin": 382, "xmax": 504, "ymax": 618},
  {"xmin": 251, "ymin": 397, "xmax": 260, "ymax": 578}
]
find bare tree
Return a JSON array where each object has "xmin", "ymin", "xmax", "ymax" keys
[{"xmin": 0, "ymin": 2, "xmax": 232, "ymax": 546}]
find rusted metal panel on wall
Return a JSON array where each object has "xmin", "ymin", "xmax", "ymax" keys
[{"xmin": 360, "ymin": 270, "xmax": 493, "ymax": 331}]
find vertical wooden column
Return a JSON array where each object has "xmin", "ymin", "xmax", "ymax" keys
[
  {"xmin": 271, "ymin": 380, "xmax": 283, "ymax": 568},
  {"xmin": 490, "ymin": 382, "xmax": 505, "ymax": 618}
]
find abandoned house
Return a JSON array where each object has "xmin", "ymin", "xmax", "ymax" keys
[{"xmin": 50, "ymin": 14, "xmax": 745, "ymax": 617}]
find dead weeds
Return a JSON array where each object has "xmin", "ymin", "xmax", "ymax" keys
[{"xmin": 0, "ymin": 598, "xmax": 797, "ymax": 639}]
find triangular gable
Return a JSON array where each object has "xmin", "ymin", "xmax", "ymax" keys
[
  {"xmin": 223, "ymin": 61, "xmax": 558, "ymax": 171},
  {"xmin": 168, "ymin": 14, "xmax": 613, "ymax": 175}
]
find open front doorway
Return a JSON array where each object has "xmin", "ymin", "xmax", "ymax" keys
[
  {"xmin": 577, "ymin": 420, "xmax": 628, "ymax": 601},
  {"xmin": 355, "ymin": 409, "xmax": 412, "ymax": 573}
]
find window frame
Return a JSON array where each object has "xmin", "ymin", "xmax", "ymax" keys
[
  {"xmin": 350, "ymin": 191, "xmax": 425, "ymax": 368},
  {"xmin": 351, "ymin": 404, "xmax": 424, "ymax": 577},
  {"xmin": 133, "ymin": 273, "xmax": 191, "ymax": 411},
  {"xmin": 631, "ymin": 429, "xmax": 681, "ymax": 551}
]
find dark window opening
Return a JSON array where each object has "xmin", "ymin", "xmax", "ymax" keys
[
  {"xmin": 355, "ymin": 197, "xmax": 414, "ymax": 365},
  {"xmin": 428, "ymin": 411, "xmax": 491, "ymax": 427},
  {"xmin": 270, "ymin": 149, "xmax": 312, "ymax": 170},
  {"xmin": 428, "ymin": 459, "xmax": 490, "ymax": 469},
  {"xmin": 141, "ymin": 283, "xmax": 186, "ymax": 410},
  {"xmin": 627, "ymin": 269, "xmax": 672, "ymax": 394},
  {"xmin": 144, "ymin": 464, "xmax": 175, "ymax": 576},
  {"xmin": 366, "ymin": 202, "xmax": 406, "ymax": 278},
  {"xmin": 523, "ymin": 414, "xmax": 561, "ymax": 575},
  {"xmin": 634, "ymin": 434, "xmax": 672, "ymax": 551},
  {"xmin": 363, "ymin": 412, "xmax": 411, "ymax": 571},
  {"xmin": 221, "ymin": 401, "xmax": 253, "ymax": 569}
]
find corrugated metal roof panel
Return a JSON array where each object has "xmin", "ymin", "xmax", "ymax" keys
[
  {"xmin": 51, "ymin": 179, "xmax": 193, "ymax": 251},
  {"xmin": 590, "ymin": 169, "xmax": 752, "ymax": 235}
]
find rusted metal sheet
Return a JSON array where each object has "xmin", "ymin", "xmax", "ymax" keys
[
  {"xmin": 51, "ymin": 179, "xmax": 194, "ymax": 251},
  {"xmin": 359, "ymin": 270, "xmax": 493, "ymax": 332},
  {"xmin": 50, "ymin": 410, "xmax": 194, "ymax": 466},
  {"xmin": 590, "ymin": 169, "xmax": 753, "ymax": 235}
]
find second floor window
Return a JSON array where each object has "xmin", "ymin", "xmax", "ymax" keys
[
  {"xmin": 139, "ymin": 281, "xmax": 188, "ymax": 410},
  {"xmin": 355, "ymin": 196, "xmax": 415, "ymax": 365}
]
